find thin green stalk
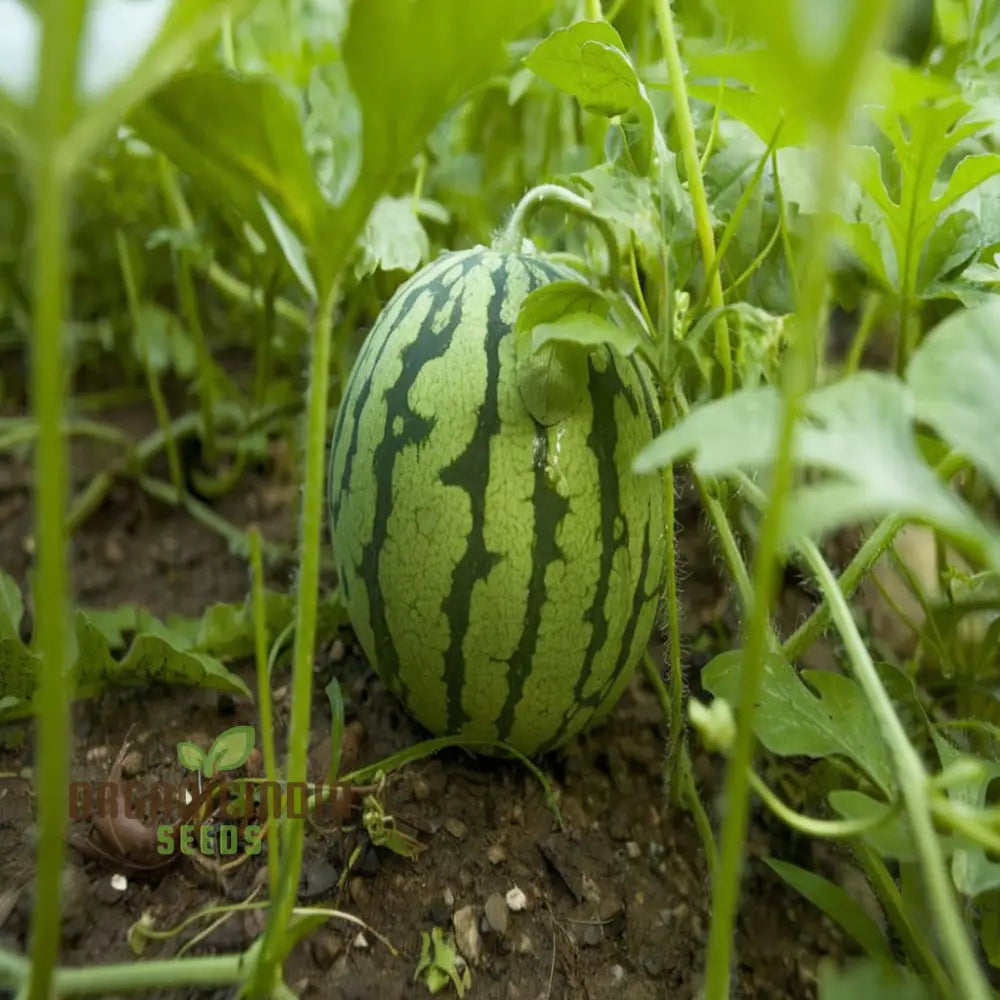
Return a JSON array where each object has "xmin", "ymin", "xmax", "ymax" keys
[
  {"xmin": 159, "ymin": 157, "xmax": 217, "ymax": 465},
  {"xmin": 249, "ymin": 277, "xmax": 341, "ymax": 994},
  {"xmin": 782, "ymin": 450, "xmax": 967, "ymax": 662},
  {"xmin": 139, "ymin": 475, "xmax": 287, "ymax": 564},
  {"xmin": 805, "ymin": 543, "xmax": 991, "ymax": 1000},
  {"xmin": 652, "ymin": 0, "xmax": 731, "ymax": 394},
  {"xmin": 115, "ymin": 229, "xmax": 185, "ymax": 501},
  {"xmin": 852, "ymin": 842, "xmax": 955, "ymax": 996},
  {"xmin": 844, "ymin": 290, "xmax": 882, "ymax": 374},
  {"xmin": 4, "ymin": 951, "xmax": 244, "ymax": 995},
  {"xmin": 643, "ymin": 653, "xmax": 718, "ymax": 880},
  {"xmin": 702, "ymin": 115, "xmax": 845, "ymax": 1000},
  {"xmin": 25, "ymin": 3, "xmax": 87, "ymax": 997},
  {"xmin": 206, "ymin": 260, "xmax": 311, "ymax": 333},
  {"xmin": 660, "ymin": 411, "xmax": 686, "ymax": 801},
  {"xmin": 691, "ymin": 121, "xmax": 783, "ymax": 318},
  {"xmin": 249, "ymin": 527, "xmax": 280, "ymax": 898},
  {"xmin": 500, "ymin": 183, "xmax": 620, "ymax": 285},
  {"xmin": 749, "ymin": 770, "xmax": 902, "ymax": 839},
  {"xmin": 585, "ymin": 0, "xmax": 602, "ymax": 18}
]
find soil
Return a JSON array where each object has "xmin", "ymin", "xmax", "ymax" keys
[{"xmin": 0, "ymin": 401, "xmax": 858, "ymax": 1000}]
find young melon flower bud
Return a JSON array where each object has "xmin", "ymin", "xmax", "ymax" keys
[{"xmin": 689, "ymin": 697, "xmax": 735, "ymax": 755}]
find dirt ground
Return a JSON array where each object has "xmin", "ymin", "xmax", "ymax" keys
[{"xmin": 0, "ymin": 400, "xmax": 856, "ymax": 1000}]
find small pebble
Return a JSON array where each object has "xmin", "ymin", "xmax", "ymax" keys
[
  {"xmin": 624, "ymin": 840, "xmax": 641, "ymax": 859},
  {"xmin": 484, "ymin": 893, "xmax": 508, "ymax": 935},
  {"xmin": 110, "ymin": 873, "xmax": 128, "ymax": 892},
  {"xmin": 330, "ymin": 638, "xmax": 346, "ymax": 663},
  {"xmin": 120, "ymin": 750, "xmax": 142, "ymax": 779},
  {"xmin": 443, "ymin": 817, "xmax": 468, "ymax": 841},
  {"xmin": 348, "ymin": 876, "xmax": 368, "ymax": 906},
  {"xmin": 412, "ymin": 775, "xmax": 431, "ymax": 801},
  {"xmin": 599, "ymin": 895, "xmax": 623, "ymax": 921},
  {"xmin": 610, "ymin": 964, "xmax": 625, "ymax": 985},
  {"xmin": 352, "ymin": 931, "xmax": 368, "ymax": 949},
  {"xmin": 514, "ymin": 932, "xmax": 533, "ymax": 955},
  {"xmin": 453, "ymin": 905, "xmax": 483, "ymax": 965},
  {"xmin": 505, "ymin": 886, "xmax": 527, "ymax": 911},
  {"xmin": 486, "ymin": 843, "xmax": 506, "ymax": 865},
  {"xmin": 310, "ymin": 931, "xmax": 343, "ymax": 970},
  {"xmin": 443, "ymin": 887, "xmax": 455, "ymax": 907}
]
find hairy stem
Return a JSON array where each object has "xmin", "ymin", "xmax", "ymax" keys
[{"xmin": 652, "ymin": 0, "xmax": 731, "ymax": 394}]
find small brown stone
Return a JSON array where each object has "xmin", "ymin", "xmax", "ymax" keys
[
  {"xmin": 484, "ymin": 893, "xmax": 508, "ymax": 936},
  {"xmin": 443, "ymin": 817, "xmax": 468, "ymax": 841}
]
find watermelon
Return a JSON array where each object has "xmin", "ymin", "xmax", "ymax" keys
[{"xmin": 327, "ymin": 246, "xmax": 665, "ymax": 756}]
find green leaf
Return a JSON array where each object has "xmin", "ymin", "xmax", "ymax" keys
[
  {"xmin": 684, "ymin": 45, "xmax": 813, "ymax": 147},
  {"xmin": 328, "ymin": 0, "xmax": 554, "ymax": 285},
  {"xmin": 827, "ymin": 790, "xmax": 918, "ymax": 862},
  {"xmin": 633, "ymin": 372, "xmax": 995, "ymax": 557},
  {"xmin": 525, "ymin": 21, "xmax": 638, "ymax": 116},
  {"xmin": 0, "ymin": 570, "xmax": 24, "ymax": 639},
  {"xmin": 568, "ymin": 162, "xmax": 660, "ymax": 260},
  {"xmin": 531, "ymin": 313, "xmax": 645, "ymax": 357},
  {"xmin": 69, "ymin": 610, "xmax": 252, "ymax": 703},
  {"xmin": 702, "ymin": 650, "xmax": 893, "ymax": 794},
  {"xmin": 818, "ymin": 958, "xmax": 931, "ymax": 1000},
  {"xmin": 177, "ymin": 741, "xmax": 205, "ymax": 771},
  {"xmin": 934, "ymin": 153, "xmax": 1000, "ymax": 218},
  {"xmin": 906, "ymin": 301, "xmax": 1000, "ymax": 495},
  {"xmin": 259, "ymin": 193, "xmax": 318, "ymax": 301},
  {"xmin": 131, "ymin": 301, "xmax": 196, "ymax": 377},
  {"xmin": 204, "ymin": 724, "xmax": 255, "ymax": 775},
  {"xmin": 764, "ymin": 858, "xmax": 892, "ymax": 961},
  {"xmin": 710, "ymin": 2, "xmax": 917, "ymax": 131},
  {"xmin": 934, "ymin": 733, "xmax": 1000, "ymax": 898},
  {"xmin": 415, "ymin": 927, "xmax": 471, "ymax": 996},
  {"xmin": 325, "ymin": 676, "xmax": 345, "ymax": 783},
  {"xmin": 129, "ymin": 69, "xmax": 328, "ymax": 257},
  {"xmin": 354, "ymin": 195, "xmax": 430, "ymax": 280},
  {"xmin": 917, "ymin": 209, "xmax": 982, "ymax": 292}
]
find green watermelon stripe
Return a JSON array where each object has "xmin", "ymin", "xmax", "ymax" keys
[
  {"xmin": 330, "ymin": 252, "xmax": 479, "ymax": 532},
  {"xmin": 438, "ymin": 258, "xmax": 511, "ymax": 732},
  {"xmin": 495, "ymin": 419, "xmax": 571, "ymax": 742},
  {"xmin": 541, "ymin": 354, "xmax": 626, "ymax": 748},
  {"xmin": 357, "ymin": 272, "xmax": 476, "ymax": 702}
]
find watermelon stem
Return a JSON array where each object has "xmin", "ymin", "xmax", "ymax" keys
[{"xmin": 498, "ymin": 183, "xmax": 620, "ymax": 287}]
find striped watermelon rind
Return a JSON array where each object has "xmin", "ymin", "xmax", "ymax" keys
[{"xmin": 328, "ymin": 246, "xmax": 665, "ymax": 756}]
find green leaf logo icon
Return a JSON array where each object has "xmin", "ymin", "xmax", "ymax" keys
[{"xmin": 202, "ymin": 725, "xmax": 255, "ymax": 778}]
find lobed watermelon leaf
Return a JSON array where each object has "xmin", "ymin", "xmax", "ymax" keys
[
  {"xmin": 702, "ymin": 648, "xmax": 894, "ymax": 796},
  {"xmin": 0, "ymin": 569, "xmax": 352, "ymax": 722}
]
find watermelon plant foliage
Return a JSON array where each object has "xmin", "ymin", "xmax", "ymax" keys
[{"xmin": 2, "ymin": 0, "xmax": 1000, "ymax": 999}]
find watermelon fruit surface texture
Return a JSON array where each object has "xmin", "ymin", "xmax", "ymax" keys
[{"xmin": 328, "ymin": 247, "xmax": 665, "ymax": 756}]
